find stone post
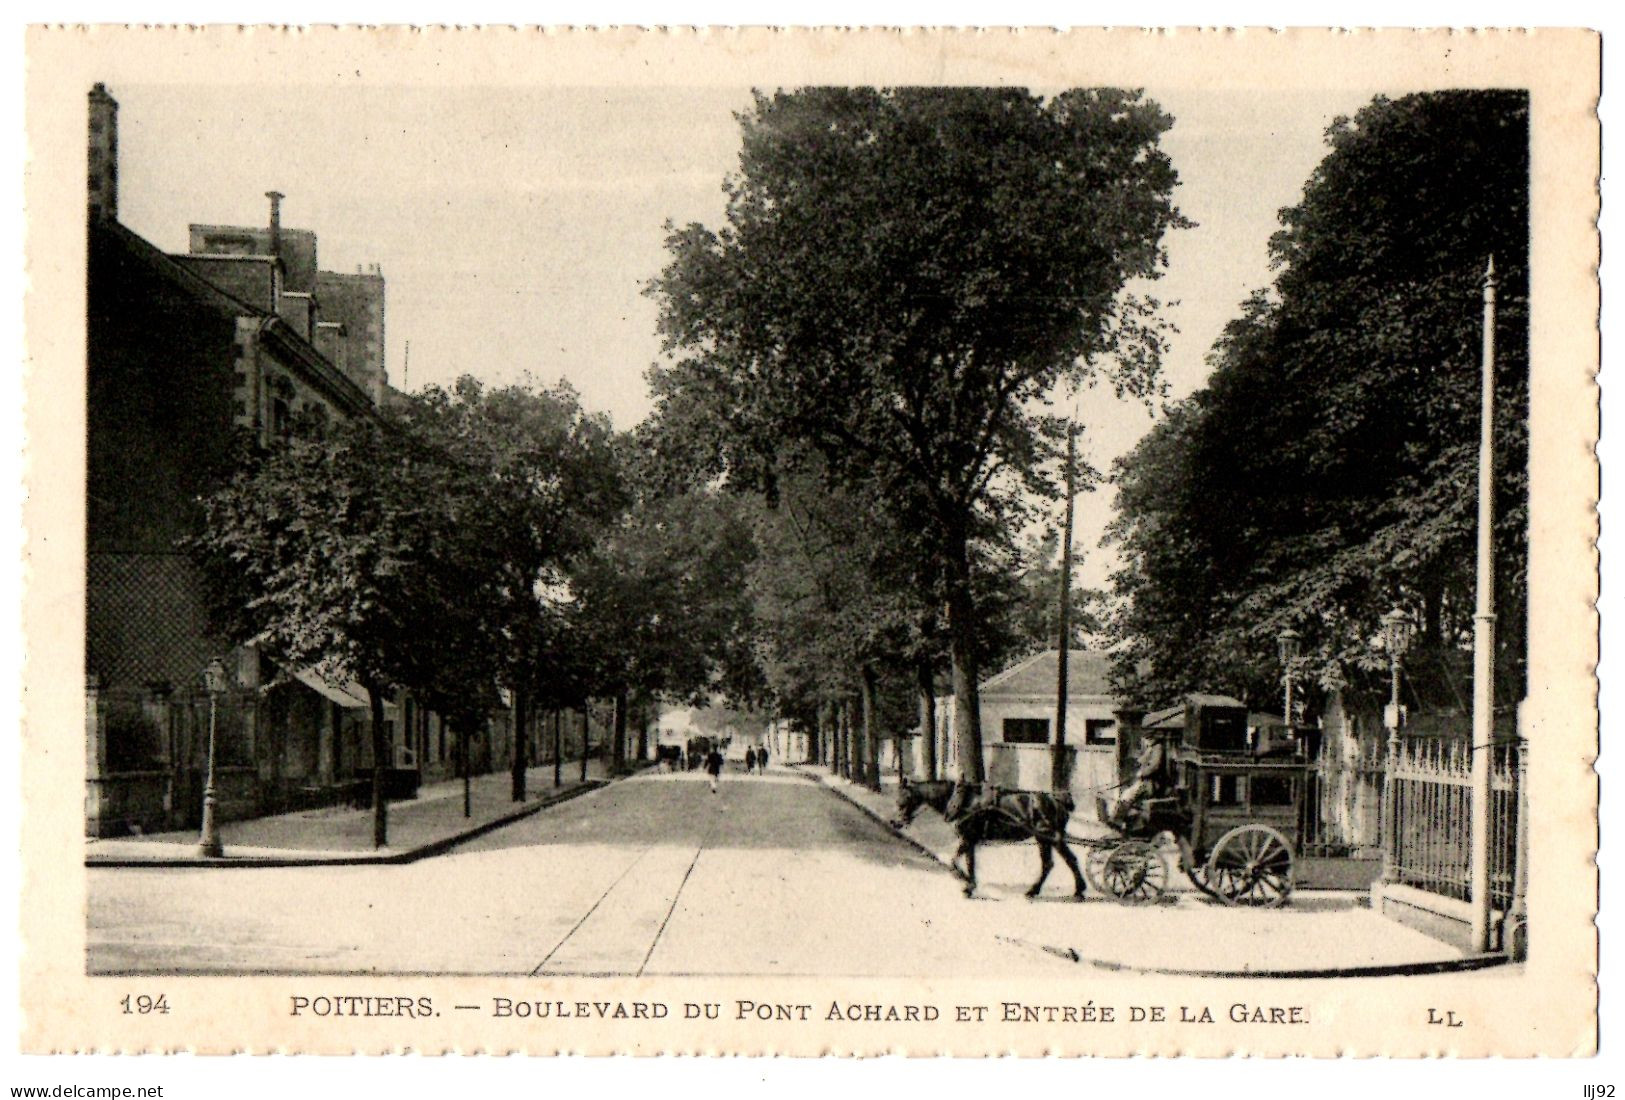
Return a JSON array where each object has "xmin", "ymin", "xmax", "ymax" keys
[{"xmin": 85, "ymin": 674, "xmax": 106, "ymax": 837}]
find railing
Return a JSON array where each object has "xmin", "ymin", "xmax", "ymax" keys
[
  {"xmin": 1387, "ymin": 737, "xmax": 1519, "ymax": 911},
  {"xmin": 1302, "ymin": 737, "xmax": 1386, "ymax": 857}
]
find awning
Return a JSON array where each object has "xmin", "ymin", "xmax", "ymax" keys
[{"xmin": 290, "ymin": 667, "xmax": 372, "ymax": 710}]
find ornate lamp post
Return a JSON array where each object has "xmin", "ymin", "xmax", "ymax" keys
[
  {"xmin": 197, "ymin": 657, "xmax": 229, "ymax": 858},
  {"xmin": 1379, "ymin": 608, "xmax": 1412, "ymax": 884},
  {"xmin": 1276, "ymin": 627, "xmax": 1302, "ymax": 726},
  {"xmin": 1381, "ymin": 609, "xmax": 1413, "ymax": 730}
]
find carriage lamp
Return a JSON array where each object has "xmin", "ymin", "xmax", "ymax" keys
[
  {"xmin": 198, "ymin": 657, "xmax": 229, "ymax": 858},
  {"xmin": 1276, "ymin": 627, "xmax": 1301, "ymax": 726}
]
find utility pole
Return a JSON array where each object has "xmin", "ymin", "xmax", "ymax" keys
[
  {"xmin": 1470, "ymin": 258, "xmax": 1497, "ymax": 952},
  {"xmin": 1053, "ymin": 424, "xmax": 1077, "ymax": 795}
]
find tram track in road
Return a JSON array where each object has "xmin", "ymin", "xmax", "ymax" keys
[
  {"xmin": 528, "ymin": 842, "xmax": 661, "ymax": 976},
  {"xmin": 530, "ymin": 778, "xmax": 725, "ymax": 976},
  {"xmin": 635, "ymin": 801, "xmax": 723, "ymax": 977}
]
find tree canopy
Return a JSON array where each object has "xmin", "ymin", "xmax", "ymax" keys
[
  {"xmin": 190, "ymin": 416, "xmax": 448, "ymax": 845},
  {"xmin": 1107, "ymin": 90, "xmax": 1529, "ymax": 714},
  {"xmin": 648, "ymin": 86, "xmax": 1190, "ymax": 778}
]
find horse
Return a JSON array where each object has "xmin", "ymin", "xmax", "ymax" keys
[
  {"xmin": 891, "ymin": 777, "xmax": 958, "ymax": 829},
  {"xmin": 893, "ymin": 777, "xmax": 1087, "ymax": 901}
]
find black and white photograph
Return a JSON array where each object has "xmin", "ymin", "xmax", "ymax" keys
[{"xmin": 19, "ymin": 27, "xmax": 1599, "ymax": 1058}]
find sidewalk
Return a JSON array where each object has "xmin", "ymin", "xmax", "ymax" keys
[
  {"xmin": 798, "ymin": 765, "xmax": 1492, "ymax": 978},
  {"xmin": 86, "ymin": 760, "xmax": 619, "ymax": 868}
]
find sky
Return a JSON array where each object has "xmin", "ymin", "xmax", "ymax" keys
[{"xmin": 112, "ymin": 81, "xmax": 1383, "ymax": 587}]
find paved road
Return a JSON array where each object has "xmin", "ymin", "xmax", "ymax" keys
[
  {"xmin": 90, "ymin": 769, "xmax": 1055, "ymax": 976},
  {"xmin": 87, "ymin": 767, "xmax": 1459, "ymax": 976}
]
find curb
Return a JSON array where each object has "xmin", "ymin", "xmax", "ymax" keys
[
  {"xmin": 793, "ymin": 766, "xmax": 966, "ymax": 883},
  {"xmin": 996, "ymin": 934, "xmax": 1511, "ymax": 980},
  {"xmin": 85, "ymin": 780, "xmax": 609, "ymax": 869}
]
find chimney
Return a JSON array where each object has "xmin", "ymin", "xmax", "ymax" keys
[
  {"xmin": 265, "ymin": 191, "xmax": 284, "ymax": 258},
  {"xmin": 87, "ymin": 83, "xmax": 119, "ymax": 221}
]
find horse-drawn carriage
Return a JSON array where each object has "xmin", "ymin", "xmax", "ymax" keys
[
  {"xmin": 895, "ymin": 694, "xmax": 1310, "ymax": 908},
  {"xmin": 1086, "ymin": 699, "xmax": 1308, "ymax": 907}
]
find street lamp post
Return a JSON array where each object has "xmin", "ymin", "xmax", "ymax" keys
[
  {"xmin": 1379, "ymin": 607, "xmax": 1413, "ymax": 884},
  {"xmin": 1468, "ymin": 258, "xmax": 1498, "ymax": 954},
  {"xmin": 1276, "ymin": 627, "xmax": 1302, "ymax": 728},
  {"xmin": 198, "ymin": 657, "xmax": 229, "ymax": 858}
]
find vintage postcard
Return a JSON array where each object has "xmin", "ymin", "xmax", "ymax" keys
[{"xmin": 20, "ymin": 26, "xmax": 1599, "ymax": 1056}]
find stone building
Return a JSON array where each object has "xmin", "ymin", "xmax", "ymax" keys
[
  {"xmin": 84, "ymin": 83, "xmax": 398, "ymax": 836},
  {"xmin": 185, "ymin": 216, "xmax": 388, "ymax": 406},
  {"xmin": 926, "ymin": 649, "xmax": 1121, "ymax": 797}
]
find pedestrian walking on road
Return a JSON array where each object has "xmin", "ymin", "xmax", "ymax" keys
[
  {"xmin": 706, "ymin": 747, "xmax": 724, "ymax": 793},
  {"xmin": 745, "ymin": 747, "xmax": 757, "ymax": 774},
  {"xmin": 758, "ymin": 747, "xmax": 769, "ymax": 772}
]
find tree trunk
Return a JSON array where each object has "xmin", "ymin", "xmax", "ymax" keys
[
  {"xmin": 861, "ymin": 665, "xmax": 881, "ymax": 791},
  {"xmin": 834, "ymin": 701, "xmax": 846, "ymax": 778},
  {"xmin": 636, "ymin": 707, "xmax": 649, "ymax": 764},
  {"xmin": 612, "ymin": 688, "xmax": 629, "ymax": 774},
  {"xmin": 916, "ymin": 659, "xmax": 938, "ymax": 781},
  {"xmin": 823, "ymin": 702, "xmax": 836, "ymax": 772},
  {"xmin": 511, "ymin": 688, "xmax": 528, "ymax": 803},
  {"xmin": 460, "ymin": 722, "xmax": 471, "ymax": 818},
  {"xmin": 946, "ymin": 550, "xmax": 986, "ymax": 783},
  {"xmin": 365, "ymin": 682, "xmax": 389, "ymax": 849},
  {"xmin": 579, "ymin": 707, "xmax": 589, "ymax": 783},
  {"xmin": 838, "ymin": 698, "xmax": 851, "ymax": 776},
  {"xmin": 552, "ymin": 709, "xmax": 563, "ymax": 788},
  {"xmin": 851, "ymin": 695, "xmax": 864, "ymax": 779},
  {"xmin": 1422, "ymin": 581, "xmax": 1444, "ymax": 649}
]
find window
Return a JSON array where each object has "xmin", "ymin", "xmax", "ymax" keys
[
  {"xmin": 270, "ymin": 396, "xmax": 292, "ymax": 441},
  {"xmin": 1085, "ymin": 718, "xmax": 1117, "ymax": 746},
  {"xmin": 1251, "ymin": 776, "xmax": 1295, "ymax": 806},
  {"xmin": 1002, "ymin": 717, "xmax": 1050, "ymax": 744}
]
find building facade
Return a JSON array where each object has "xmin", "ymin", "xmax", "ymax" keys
[
  {"xmin": 83, "ymin": 83, "xmax": 411, "ymax": 836},
  {"xmin": 926, "ymin": 649, "xmax": 1121, "ymax": 798}
]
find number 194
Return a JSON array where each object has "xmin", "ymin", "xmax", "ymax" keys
[{"xmin": 119, "ymin": 994, "xmax": 169, "ymax": 1015}]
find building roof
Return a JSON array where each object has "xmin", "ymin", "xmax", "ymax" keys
[
  {"xmin": 1142, "ymin": 693, "xmax": 1250, "ymax": 730},
  {"xmin": 97, "ymin": 218, "xmax": 266, "ymax": 322},
  {"xmin": 95, "ymin": 218, "xmax": 375, "ymax": 419},
  {"xmin": 980, "ymin": 649, "xmax": 1115, "ymax": 698}
]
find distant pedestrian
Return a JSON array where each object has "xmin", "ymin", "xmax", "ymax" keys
[
  {"xmin": 706, "ymin": 747, "xmax": 724, "ymax": 793},
  {"xmin": 758, "ymin": 747, "xmax": 769, "ymax": 772},
  {"xmin": 745, "ymin": 747, "xmax": 757, "ymax": 774}
]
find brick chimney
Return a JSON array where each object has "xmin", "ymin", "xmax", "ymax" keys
[
  {"xmin": 87, "ymin": 83, "xmax": 118, "ymax": 221},
  {"xmin": 265, "ymin": 190, "xmax": 284, "ymax": 258}
]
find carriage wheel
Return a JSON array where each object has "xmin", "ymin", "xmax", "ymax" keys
[
  {"xmin": 1205, "ymin": 824, "xmax": 1295, "ymax": 908},
  {"xmin": 1186, "ymin": 861, "xmax": 1219, "ymax": 901},
  {"xmin": 1098, "ymin": 840, "xmax": 1169, "ymax": 905},
  {"xmin": 1083, "ymin": 844, "xmax": 1112, "ymax": 895}
]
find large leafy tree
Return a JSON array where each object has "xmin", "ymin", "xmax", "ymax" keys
[
  {"xmin": 1108, "ymin": 90, "xmax": 1529, "ymax": 712},
  {"xmin": 190, "ymin": 419, "xmax": 445, "ymax": 847},
  {"xmin": 572, "ymin": 485, "xmax": 760, "ymax": 771},
  {"xmin": 747, "ymin": 465, "xmax": 926, "ymax": 788},
  {"xmin": 395, "ymin": 377, "xmax": 626, "ymax": 801},
  {"xmin": 649, "ymin": 86, "xmax": 1189, "ymax": 780}
]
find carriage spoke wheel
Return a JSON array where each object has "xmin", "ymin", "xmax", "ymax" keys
[
  {"xmin": 1083, "ymin": 845, "xmax": 1113, "ymax": 895},
  {"xmin": 1098, "ymin": 840, "xmax": 1169, "ymax": 905},
  {"xmin": 1205, "ymin": 825, "xmax": 1294, "ymax": 908}
]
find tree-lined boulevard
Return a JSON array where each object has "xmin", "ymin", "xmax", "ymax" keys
[
  {"xmin": 88, "ymin": 767, "xmax": 1455, "ymax": 976},
  {"xmin": 94, "ymin": 82, "xmax": 1531, "ymax": 971}
]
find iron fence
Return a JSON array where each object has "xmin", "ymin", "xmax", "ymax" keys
[
  {"xmin": 1302, "ymin": 736, "xmax": 1386, "ymax": 857},
  {"xmin": 1387, "ymin": 737, "xmax": 1519, "ymax": 911}
]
